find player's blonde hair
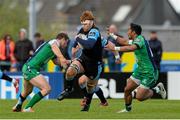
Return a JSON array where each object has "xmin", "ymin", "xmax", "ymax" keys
[{"xmin": 80, "ymin": 10, "xmax": 95, "ymax": 22}]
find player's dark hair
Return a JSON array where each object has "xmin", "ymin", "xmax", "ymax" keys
[
  {"xmin": 130, "ymin": 23, "xmax": 142, "ymax": 35},
  {"xmin": 56, "ymin": 33, "xmax": 69, "ymax": 40}
]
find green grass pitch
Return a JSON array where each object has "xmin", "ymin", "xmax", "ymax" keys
[{"xmin": 0, "ymin": 99, "xmax": 180, "ymax": 119}]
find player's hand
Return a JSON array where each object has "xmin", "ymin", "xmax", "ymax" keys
[
  {"xmin": 109, "ymin": 33, "xmax": 118, "ymax": 40},
  {"xmin": 66, "ymin": 60, "xmax": 72, "ymax": 66},
  {"xmin": 115, "ymin": 58, "xmax": 121, "ymax": 64},
  {"xmin": 105, "ymin": 42, "xmax": 116, "ymax": 51},
  {"xmin": 74, "ymin": 45, "xmax": 80, "ymax": 52},
  {"xmin": 60, "ymin": 59, "xmax": 70, "ymax": 69}
]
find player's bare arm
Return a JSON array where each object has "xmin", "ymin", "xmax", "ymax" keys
[
  {"xmin": 114, "ymin": 44, "xmax": 138, "ymax": 52},
  {"xmin": 51, "ymin": 42, "xmax": 68, "ymax": 68},
  {"xmin": 109, "ymin": 33, "xmax": 132, "ymax": 46}
]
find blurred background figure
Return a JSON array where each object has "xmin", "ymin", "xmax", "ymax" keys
[
  {"xmin": 104, "ymin": 24, "xmax": 123, "ymax": 72},
  {"xmin": 14, "ymin": 28, "xmax": 34, "ymax": 71},
  {"xmin": 0, "ymin": 34, "xmax": 16, "ymax": 71},
  {"xmin": 149, "ymin": 31, "xmax": 163, "ymax": 71},
  {"xmin": 34, "ymin": 32, "xmax": 45, "ymax": 49}
]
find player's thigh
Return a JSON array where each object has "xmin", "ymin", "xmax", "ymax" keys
[
  {"xmin": 22, "ymin": 64, "xmax": 40, "ymax": 81},
  {"xmin": 30, "ymin": 74, "xmax": 50, "ymax": 91},
  {"xmin": 141, "ymin": 73, "xmax": 157, "ymax": 88},
  {"xmin": 78, "ymin": 75, "xmax": 88, "ymax": 85},
  {"xmin": 85, "ymin": 62, "xmax": 102, "ymax": 81}
]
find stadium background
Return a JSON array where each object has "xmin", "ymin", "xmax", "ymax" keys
[{"xmin": 0, "ymin": 0, "xmax": 180, "ymax": 119}]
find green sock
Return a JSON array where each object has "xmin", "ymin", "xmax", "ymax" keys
[{"xmin": 25, "ymin": 92, "xmax": 44, "ymax": 109}]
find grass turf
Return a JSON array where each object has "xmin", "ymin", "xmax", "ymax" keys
[{"xmin": 0, "ymin": 99, "xmax": 180, "ymax": 119}]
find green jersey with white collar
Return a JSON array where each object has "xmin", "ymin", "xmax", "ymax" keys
[
  {"xmin": 26, "ymin": 39, "xmax": 59, "ymax": 70},
  {"xmin": 131, "ymin": 35, "xmax": 158, "ymax": 88}
]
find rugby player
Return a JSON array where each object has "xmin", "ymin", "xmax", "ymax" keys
[
  {"xmin": 108, "ymin": 23, "xmax": 166, "ymax": 113},
  {"xmin": 12, "ymin": 33, "xmax": 70, "ymax": 112},
  {"xmin": 57, "ymin": 11, "xmax": 120, "ymax": 111},
  {"xmin": 71, "ymin": 40, "xmax": 118, "ymax": 107}
]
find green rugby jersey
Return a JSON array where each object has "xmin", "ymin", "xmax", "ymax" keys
[
  {"xmin": 26, "ymin": 39, "xmax": 59, "ymax": 69},
  {"xmin": 132, "ymin": 35, "xmax": 157, "ymax": 73}
]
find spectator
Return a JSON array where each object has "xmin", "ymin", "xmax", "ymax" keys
[
  {"xmin": 14, "ymin": 28, "xmax": 34, "ymax": 71},
  {"xmin": 0, "ymin": 34, "xmax": 16, "ymax": 71},
  {"xmin": 149, "ymin": 31, "xmax": 163, "ymax": 71},
  {"xmin": 34, "ymin": 32, "xmax": 45, "ymax": 49},
  {"xmin": 105, "ymin": 24, "xmax": 123, "ymax": 72}
]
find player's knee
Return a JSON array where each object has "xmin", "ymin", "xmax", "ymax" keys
[
  {"xmin": 136, "ymin": 96, "xmax": 144, "ymax": 101},
  {"xmin": 86, "ymin": 84, "xmax": 95, "ymax": 94},
  {"xmin": 66, "ymin": 68, "xmax": 76, "ymax": 78},
  {"xmin": 78, "ymin": 77, "xmax": 86, "ymax": 86}
]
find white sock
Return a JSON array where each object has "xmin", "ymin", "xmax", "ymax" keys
[
  {"xmin": 17, "ymin": 97, "xmax": 23, "ymax": 105},
  {"xmin": 153, "ymin": 86, "xmax": 160, "ymax": 93}
]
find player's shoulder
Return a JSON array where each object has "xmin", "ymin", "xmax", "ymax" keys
[
  {"xmin": 48, "ymin": 39, "xmax": 55, "ymax": 44},
  {"xmin": 48, "ymin": 39, "xmax": 59, "ymax": 46},
  {"xmin": 90, "ymin": 26, "xmax": 100, "ymax": 32},
  {"xmin": 134, "ymin": 35, "xmax": 144, "ymax": 42},
  {"xmin": 89, "ymin": 27, "xmax": 100, "ymax": 36}
]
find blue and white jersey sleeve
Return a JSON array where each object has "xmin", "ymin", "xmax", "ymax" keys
[
  {"xmin": 101, "ymin": 38, "xmax": 108, "ymax": 48},
  {"xmin": 88, "ymin": 28, "xmax": 100, "ymax": 40},
  {"xmin": 73, "ymin": 40, "xmax": 78, "ymax": 48}
]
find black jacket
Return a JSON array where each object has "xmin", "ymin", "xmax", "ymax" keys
[
  {"xmin": 149, "ymin": 39, "xmax": 163, "ymax": 70},
  {"xmin": 14, "ymin": 39, "xmax": 34, "ymax": 62}
]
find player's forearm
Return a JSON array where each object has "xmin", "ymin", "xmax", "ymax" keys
[
  {"xmin": 114, "ymin": 46, "xmax": 135, "ymax": 52},
  {"xmin": 110, "ymin": 33, "xmax": 131, "ymax": 46},
  {"xmin": 116, "ymin": 37, "xmax": 130, "ymax": 46},
  {"xmin": 51, "ymin": 44, "xmax": 65, "ymax": 60},
  {"xmin": 104, "ymin": 41, "xmax": 115, "ymax": 51},
  {"xmin": 71, "ymin": 48, "xmax": 77, "ymax": 59},
  {"xmin": 76, "ymin": 37, "xmax": 96, "ymax": 49}
]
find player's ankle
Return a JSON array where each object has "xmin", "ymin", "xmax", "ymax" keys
[{"xmin": 125, "ymin": 103, "xmax": 132, "ymax": 111}]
